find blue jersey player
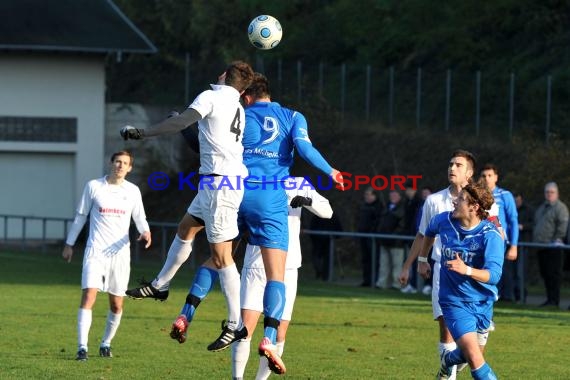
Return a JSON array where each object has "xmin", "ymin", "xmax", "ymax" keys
[
  {"xmin": 238, "ymin": 73, "xmax": 344, "ymax": 375},
  {"xmin": 419, "ymin": 182, "xmax": 504, "ymax": 380},
  {"xmin": 137, "ymin": 74, "xmax": 343, "ymax": 373},
  {"xmin": 480, "ymin": 163, "xmax": 519, "ymax": 301}
]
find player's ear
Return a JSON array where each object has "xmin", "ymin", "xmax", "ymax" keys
[
  {"xmin": 241, "ymin": 94, "xmax": 253, "ymax": 106},
  {"xmin": 217, "ymin": 72, "xmax": 227, "ymax": 85},
  {"xmin": 467, "ymin": 167, "xmax": 474, "ymax": 179}
]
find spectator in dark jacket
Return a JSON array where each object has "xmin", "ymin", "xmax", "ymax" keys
[
  {"xmin": 356, "ymin": 187, "xmax": 383, "ymax": 286},
  {"xmin": 400, "ymin": 181, "xmax": 424, "ymax": 294},
  {"xmin": 514, "ymin": 192, "xmax": 533, "ymax": 302},
  {"xmin": 516, "ymin": 192, "xmax": 534, "ymax": 243},
  {"xmin": 310, "ymin": 212, "xmax": 343, "ymax": 281},
  {"xmin": 376, "ymin": 190, "xmax": 406, "ymax": 289}
]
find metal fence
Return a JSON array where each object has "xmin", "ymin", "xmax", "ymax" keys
[
  {"xmin": 303, "ymin": 229, "xmax": 550, "ymax": 305},
  {"xmin": 0, "ymin": 214, "xmax": 71, "ymax": 253},
  {"xmin": 3, "ymin": 214, "xmax": 568, "ymax": 305},
  {"xmin": 111, "ymin": 56, "xmax": 567, "ymax": 143},
  {"xmin": 0, "ymin": 215, "xmax": 181, "ymax": 262},
  {"xmin": 256, "ymin": 59, "xmax": 562, "ymax": 143}
]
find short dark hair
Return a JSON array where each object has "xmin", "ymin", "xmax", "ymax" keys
[
  {"xmin": 243, "ymin": 72, "xmax": 271, "ymax": 99},
  {"xmin": 451, "ymin": 149, "xmax": 476, "ymax": 172},
  {"xmin": 110, "ymin": 150, "xmax": 133, "ymax": 165},
  {"xmin": 224, "ymin": 61, "xmax": 254, "ymax": 92},
  {"xmin": 481, "ymin": 163, "xmax": 498, "ymax": 176}
]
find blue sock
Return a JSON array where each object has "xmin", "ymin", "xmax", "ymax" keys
[
  {"xmin": 471, "ymin": 363, "xmax": 497, "ymax": 380},
  {"xmin": 444, "ymin": 347, "xmax": 466, "ymax": 366},
  {"xmin": 181, "ymin": 267, "xmax": 219, "ymax": 321},
  {"xmin": 263, "ymin": 280, "xmax": 285, "ymax": 343}
]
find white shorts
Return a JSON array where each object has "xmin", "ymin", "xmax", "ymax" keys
[
  {"xmin": 240, "ymin": 267, "xmax": 298, "ymax": 321},
  {"xmin": 187, "ymin": 176, "xmax": 243, "ymax": 243},
  {"xmin": 432, "ymin": 260, "xmax": 443, "ymax": 320},
  {"xmin": 81, "ymin": 246, "xmax": 130, "ymax": 296}
]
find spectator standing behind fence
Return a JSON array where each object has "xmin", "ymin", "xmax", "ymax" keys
[
  {"xmin": 480, "ymin": 164, "xmax": 519, "ymax": 302},
  {"xmin": 357, "ymin": 187, "xmax": 383, "ymax": 287},
  {"xmin": 533, "ymin": 182, "xmax": 569, "ymax": 308},
  {"xmin": 400, "ymin": 181, "xmax": 423, "ymax": 294},
  {"xmin": 415, "ymin": 186, "xmax": 434, "ymax": 296},
  {"xmin": 309, "ymin": 211, "xmax": 343, "ymax": 281},
  {"xmin": 375, "ymin": 190, "xmax": 406, "ymax": 290},
  {"xmin": 516, "ymin": 192, "xmax": 534, "ymax": 243},
  {"xmin": 514, "ymin": 192, "xmax": 533, "ymax": 302}
]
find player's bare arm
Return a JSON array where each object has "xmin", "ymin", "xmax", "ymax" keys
[
  {"xmin": 120, "ymin": 108, "xmax": 202, "ymax": 140},
  {"xmin": 398, "ymin": 232, "xmax": 424, "ymax": 285},
  {"xmin": 418, "ymin": 235, "xmax": 435, "ymax": 279},
  {"xmin": 330, "ymin": 168, "xmax": 345, "ymax": 190}
]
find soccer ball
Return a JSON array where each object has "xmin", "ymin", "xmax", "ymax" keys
[{"xmin": 248, "ymin": 15, "xmax": 282, "ymax": 50}]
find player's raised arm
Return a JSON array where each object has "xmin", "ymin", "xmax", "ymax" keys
[
  {"xmin": 120, "ymin": 108, "xmax": 202, "ymax": 140},
  {"xmin": 289, "ymin": 184, "xmax": 334, "ymax": 219},
  {"xmin": 291, "ymin": 115, "xmax": 344, "ymax": 190},
  {"xmin": 303, "ymin": 188, "xmax": 333, "ymax": 219}
]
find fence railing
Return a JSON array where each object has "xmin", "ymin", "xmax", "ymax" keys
[
  {"xmin": 0, "ymin": 214, "xmax": 72, "ymax": 253},
  {"xmin": 2, "ymin": 214, "xmax": 567, "ymax": 305},
  {"xmin": 0, "ymin": 215, "xmax": 181, "ymax": 262},
  {"xmin": 301, "ymin": 229, "xmax": 569, "ymax": 305}
]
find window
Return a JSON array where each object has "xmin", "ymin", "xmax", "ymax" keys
[{"xmin": 0, "ymin": 116, "xmax": 77, "ymax": 142}]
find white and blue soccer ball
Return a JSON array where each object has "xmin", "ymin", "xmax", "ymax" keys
[{"xmin": 248, "ymin": 15, "xmax": 282, "ymax": 50}]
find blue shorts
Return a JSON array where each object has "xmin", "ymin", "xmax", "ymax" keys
[
  {"xmin": 441, "ymin": 300, "xmax": 494, "ymax": 341},
  {"xmin": 238, "ymin": 185, "xmax": 288, "ymax": 251}
]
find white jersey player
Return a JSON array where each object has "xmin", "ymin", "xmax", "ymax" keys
[
  {"xmin": 232, "ymin": 177, "xmax": 333, "ymax": 380},
  {"xmin": 62, "ymin": 151, "xmax": 151, "ymax": 361},
  {"xmin": 120, "ymin": 61, "xmax": 255, "ymax": 351}
]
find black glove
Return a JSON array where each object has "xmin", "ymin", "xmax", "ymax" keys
[
  {"xmin": 290, "ymin": 196, "xmax": 312, "ymax": 208},
  {"xmin": 120, "ymin": 125, "xmax": 145, "ymax": 140}
]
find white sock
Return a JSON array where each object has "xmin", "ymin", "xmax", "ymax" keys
[
  {"xmin": 256, "ymin": 340, "xmax": 285, "ymax": 380},
  {"xmin": 255, "ymin": 356, "xmax": 271, "ymax": 380},
  {"xmin": 439, "ymin": 341, "xmax": 458, "ymax": 378},
  {"xmin": 77, "ymin": 308, "xmax": 92, "ymax": 350},
  {"xmin": 276, "ymin": 340, "xmax": 285, "ymax": 356},
  {"xmin": 101, "ymin": 311, "xmax": 122, "ymax": 347},
  {"xmin": 153, "ymin": 235, "xmax": 193, "ymax": 290},
  {"xmin": 232, "ymin": 338, "xmax": 251, "ymax": 378},
  {"xmin": 439, "ymin": 341, "xmax": 457, "ymax": 354},
  {"xmin": 218, "ymin": 263, "xmax": 241, "ymax": 330}
]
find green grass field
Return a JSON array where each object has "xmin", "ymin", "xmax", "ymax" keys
[{"xmin": 1, "ymin": 250, "xmax": 569, "ymax": 379}]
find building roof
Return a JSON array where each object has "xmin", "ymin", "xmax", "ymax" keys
[{"xmin": 0, "ymin": 0, "xmax": 157, "ymax": 54}]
